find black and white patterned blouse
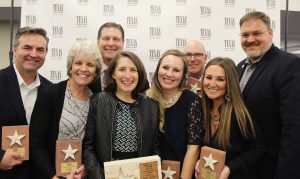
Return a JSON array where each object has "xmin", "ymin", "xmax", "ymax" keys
[
  {"xmin": 113, "ymin": 100, "xmax": 138, "ymax": 153},
  {"xmin": 58, "ymin": 88, "xmax": 91, "ymax": 140}
]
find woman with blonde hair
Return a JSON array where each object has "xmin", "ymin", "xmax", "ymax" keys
[
  {"xmin": 195, "ymin": 57, "xmax": 265, "ymax": 179},
  {"xmin": 147, "ymin": 49, "xmax": 202, "ymax": 179}
]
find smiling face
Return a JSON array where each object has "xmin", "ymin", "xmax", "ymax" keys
[
  {"xmin": 97, "ymin": 27, "xmax": 124, "ymax": 65},
  {"xmin": 184, "ymin": 41, "xmax": 207, "ymax": 79},
  {"xmin": 113, "ymin": 57, "xmax": 139, "ymax": 97},
  {"xmin": 13, "ymin": 34, "xmax": 47, "ymax": 75},
  {"xmin": 70, "ymin": 54, "xmax": 97, "ymax": 87},
  {"xmin": 203, "ymin": 65, "xmax": 227, "ymax": 104},
  {"xmin": 240, "ymin": 18, "xmax": 273, "ymax": 61},
  {"xmin": 158, "ymin": 54, "xmax": 184, "ymax": 93}
]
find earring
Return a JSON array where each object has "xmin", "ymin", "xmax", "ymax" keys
[{"xmin": 225, "ymin": 92, "xmax": 231, "ymax": 102}]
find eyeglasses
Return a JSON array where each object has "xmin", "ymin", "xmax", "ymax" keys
[
  {"xmin": 185, "ymin": 53, "xmax": 204, "ymax": 60},
  {"xmin": 239, "ymin": 30, "xmax": 268, "ymax": 39}
]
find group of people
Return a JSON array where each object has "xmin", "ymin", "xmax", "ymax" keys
[{"xmin": 0, "ymin": 11, "xmax": 300, "ymax": 179}]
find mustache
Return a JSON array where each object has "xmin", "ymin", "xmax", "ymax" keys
[{"xmin": 245, "ymin": 41, "xmax": 259, "ymax": 47}]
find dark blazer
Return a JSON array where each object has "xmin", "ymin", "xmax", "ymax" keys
[
  {"xmin": 30, "ymin": 80, "xmax": 68, "ymax": 178},
  {"xmin": 237, "ymin": 44, "xmax": 300, "ymax": 179},
  {"xmin": 205, "ymin": 114, "xmax": 265, "ymax": 179},
  {"xmin": 83, "ymin": 92, "xmax": 160, "ymax": 179},
  {"xmin": 0, "ymin": 65, "xmax": 51, "ymax": 179}
]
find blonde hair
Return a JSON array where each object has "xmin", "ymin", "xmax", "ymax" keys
[
  {"xmin": 146, "ymin": 49, "xmax": 188, "ymax": 132},
  {"xmin": 201, "ymin": 57, "xmax": 255, "ymax": 149}
]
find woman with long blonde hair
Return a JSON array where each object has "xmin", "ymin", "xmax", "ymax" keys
[{"xmin": 147, "ymin": 49, "xmax": 202, "ymax": 179}]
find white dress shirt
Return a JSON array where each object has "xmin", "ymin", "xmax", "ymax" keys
[{"xmin": 13, "ymin": 63, "xmax": 40, "ymax": 124}]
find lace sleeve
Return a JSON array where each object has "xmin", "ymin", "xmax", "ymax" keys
[{"xmin": 187, "ymin": 96, "xmax": 202, "ymax": 145}]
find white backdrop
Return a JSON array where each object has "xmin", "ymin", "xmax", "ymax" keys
[{"xmin": 21, "ymin": 0, "xmax": 280, "ymax": 83}]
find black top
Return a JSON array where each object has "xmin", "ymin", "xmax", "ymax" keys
[
  {"xmin": 204, "ymin": 113, "xmax": 265, "ymax": 179},
  {"xmin": 160, "ymin": 90, "xmax": 202, "ymax": 169}
]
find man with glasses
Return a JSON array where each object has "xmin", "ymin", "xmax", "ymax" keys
[
  {"xmin": 184, "ymin": 40, "xmax": 207, "ymax": 80},
  {"xmin": 237, "ymin": 11, "xmax": 300, "ymax": 179}
]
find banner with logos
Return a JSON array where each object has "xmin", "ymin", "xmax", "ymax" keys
[{"xmin": 21, "ymin": 0, "xmax": 280, "ymax": 82}]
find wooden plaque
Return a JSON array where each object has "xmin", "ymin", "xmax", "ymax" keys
[
  {"xmin": 197, "ymin": 146, "xmax": 226, "ymax": 179},
  {"xmin": 161, "ymin": 160, "xmax": 180, "ymax": 179},
  {"xmin": 55, "ymin": 139, "xmax": 82, "ymax": 177},
  {"xmin": 104, "ymin": 155, "xmax": 162, "ymax": 179},
  {"xmin": 2, "ymin": 125, "xmax": 29, "ymax": 160},
  {"xmin": 186, "ymin": 77, "xmax": 202, "ymax": 96}
]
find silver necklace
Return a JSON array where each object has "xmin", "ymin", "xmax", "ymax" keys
[{"xmin": 164, "ymin": 91, "xmax": 180, "ymax": 105}]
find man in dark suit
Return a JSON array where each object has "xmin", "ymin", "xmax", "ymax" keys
[
  {"xmin": 237, "ymin": 11, "xmax": 300, "ymax": 179},
  {"xmin": 0, "ymin": 27, "xmax": 51, "ymax": 179}
]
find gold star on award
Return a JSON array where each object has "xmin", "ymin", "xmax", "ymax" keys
[
  {"xmin": 189, "ymin": 83, "xmax": 201, "ymax": 93},
  {"xmin": 203, "ymin": 153, "xmax": 218, "ymax": 170},
  {"xmin": 162, "ymin": 166, "xmax": 176, "ymax": 179},
  {"xmin": 6, "ymin": 130, "xmax": 25, "ymax": 146},
  {"xmin": 62, "ymin": 144, "xmax": 78, "ymax": 161}
]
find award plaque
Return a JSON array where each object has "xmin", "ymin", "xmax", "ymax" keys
[
  {"xmin": 197, "ymin": 146, "xmax": 226, "ymax": 179},
  {"xmin": 161, "ymin": 160, "xmax": 180, "ymax": 179},
  {"xmin": 186, "ymin": 77, "xmax": 202, "ymax": 96},
  {"xmin": 2, "ymin": 125, "xmax": 29, "ymax": 160},
  {"xmin": 55, "ymin": 140, "xmax": 82, "ymax": 177},
  {"xmin": 104, "ymin": 155, "xmax": 162, "ymax": 179}
]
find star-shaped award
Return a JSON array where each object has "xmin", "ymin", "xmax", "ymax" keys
[
  {"xmin": 189, "ymin": 83, "xmax": 201, "ymax": 93},
  {"xmin": 62, "ymin": 144, "xmax": 78, "ymax": 161},
  {"xmin": 6, "ymin": 130, "xmax": 25, "ymax": 147},
  {"xmin": 162, "ymin": 166, "xmax": 176, "ymax": 179},
  {"xmin": 203, "ymin": 153, "xmax": 218, "ymax": 170}
]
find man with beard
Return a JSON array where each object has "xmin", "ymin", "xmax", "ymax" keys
[{"xmin": 237, "ymin": 11, "xmax": 300, "ymax": 179}]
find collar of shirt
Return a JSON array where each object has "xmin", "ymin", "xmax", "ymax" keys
[
  {"xmin": 101, "ymin": 63, "xmax": 108, "ymax": 74},
  {"xmin": 13, "ymin": 63, "xmax": 41, "ymax": 89}
]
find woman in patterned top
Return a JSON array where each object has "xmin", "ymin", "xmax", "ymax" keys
[
  {"xmin": 83, "ymin": 51, "xmax": 160, "ymax": 179},
  {"xmin": 30, "ymin": 41, "xmax": 101, "ymax": 179},
  {"xmin": 147, "ymin": 49, "xmax": 202, "ymax": 179}
]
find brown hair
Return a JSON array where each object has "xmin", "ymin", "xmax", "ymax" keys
[
  {"xmin": 201, "ymin": 57, "xmax": 255, "ymax": 149},
  {"xmin": 106, "ymin": 51, "xmax": 147, "ymax": 99},
  {"xmin": 97, "ymin": 22, "xmax": 124, "ymax": 42},
  {"xmin": 14, "ymin": 26, "xmax": 49, "ymax": 51},
  {"xmin": 239, "ymin": 11, "xmax": 271, "ymax": 29}
]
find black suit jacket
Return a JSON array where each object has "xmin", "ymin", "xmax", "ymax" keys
[
  {"xmin": 237, "ymin": 44, "xmax": 300, "ymax": 179},
  {"xmin": 0, "ymin": 65, "xmax": 51, "ymax": 179},
  {"xmin": 30, "ymin": 80, "xmax": 68, "ymax": 179}
]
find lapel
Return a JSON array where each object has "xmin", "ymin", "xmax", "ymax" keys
[
  {"xmin": 4, "ymin": 66, "xmax": 27, "ymax": 123},
  {"xmin": 242, "ymin": 44, "xmax": 276, "ymax": 98}
]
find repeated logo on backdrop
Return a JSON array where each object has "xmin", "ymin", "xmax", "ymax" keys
[
  {"xmin": 25, "ymin": 15, "xmax": 36, "ymax": 26},
  {"xmin": 150, "ymin": 5, "xmax": 161, "ymax": 16},
  {"xmin": 53, "ymin": 4, "xmax": 64, "ymax": 15},
  {"xmin": 200, "ymin": 6, "xmax": 212, "ymax": 18},
  {"xmin": 126, "ymin": 39, "xmax": 138, "ymax": 50},
  {"xmin": 224, "ymin": 0, "xmax": 235, "ymax": 7},
  {"xmin": 103, "ymin": 5, "xmax": 114, "ymax": 16},
  {"xmin": 26, "ymin": 0, "xmax": 37, "ymax": 5},
  {"xmin": 175, "ymin": 38, "xmax": 187, "ymax": 50},
  {"xmin": 21, "ymin": 0, "xmax": 280, "ymax": 82}
]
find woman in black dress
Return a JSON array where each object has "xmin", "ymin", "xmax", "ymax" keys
[
  {"xmin": 195, "ymin": 57, "xmax": 265, "ymax": 179},
  {"xmin": 147, "ymin": 49, "xmax": 202, "ymax": 179}
]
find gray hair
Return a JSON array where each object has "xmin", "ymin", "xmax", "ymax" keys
[{"xmin": 66, "ymin": 41, "xmax": 102, "ymax": 79}]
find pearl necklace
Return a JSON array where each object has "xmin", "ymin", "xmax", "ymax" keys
[
  {"xmin": 210, "ymin": 112, "xmax": 220, "ymax": 125},
  {"xmin": 164, "ymin": 91, "xmax": 180, "ymax": 105}
]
